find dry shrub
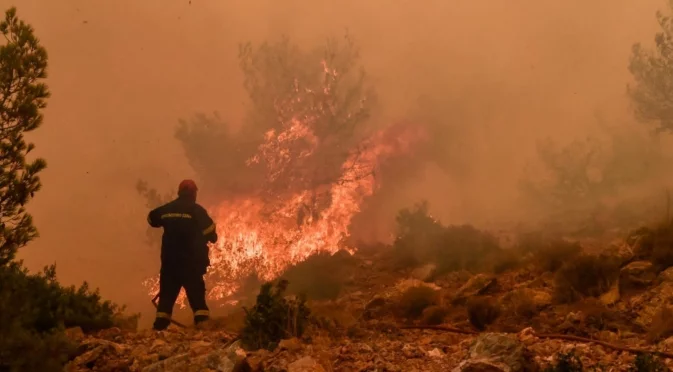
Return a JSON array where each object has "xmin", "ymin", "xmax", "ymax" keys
[
  {"xmin": 552, "ymin": 254, "xmax": 620, "ymax": 304},
  {"xmin": 647, "ymin": 306, "xmax": 673, "ymax": 344},
  {"xmin": 280, "ymin": 251, "xmax": 356, "ymax": 300},
  {"xmin": 396, "ymin": 286, "xmax": 439, "ymax": 319},
  {"xmin": 534, "ymin": 239, "xmax": 582, "ymax": 273},
  {"xmin": 420, "ymin": 305, "xmax": 447, "ymax": 325},
  {"xmin": 392, "ymin": 202, "xmax": 502, "ymax": 274},
  {"xmin": 467, "ymin": 296, "xmax": 501, "ymax": 331},
  {"xmin": 505, "ymin": 290, "xmax": 538, "ymax": 319},
  {"xmin": 491, "ymin": 250, "xmax": 521, "ymax": 274}
]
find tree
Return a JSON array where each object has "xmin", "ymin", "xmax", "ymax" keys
[
  {"xmin": 0, "ymin": 7, "xmax": 49, "ymax": 266},
  {"xmin": 139, "ymin": 33, "xmax": 375, "ymax": 219},
  {"xmin": 628, "ymin": 0, "xmax": 673, "ymax": 132}
]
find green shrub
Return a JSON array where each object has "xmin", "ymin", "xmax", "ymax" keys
[
  {"xmin": 553, "ymin": 254, "xmax": 620, "ymax": 304},
  {"xmin": 241, "ymin": 280, "xmax": 310, "ymax": 351},
  {"xmin": 0, "ymin": 262, "xmax": 123, "ymax": 371},
  {"xmin": 531, "ymin": 239, "xmax": 582, "ymax": 273},
  {"xmin": 630, "ymin": 353, "xmax": 667, "ymax": 372}
]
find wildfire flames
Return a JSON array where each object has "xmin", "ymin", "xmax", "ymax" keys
[{"xmin": 143, "ymin": 60, "xmax": 424, "ymax": 307}]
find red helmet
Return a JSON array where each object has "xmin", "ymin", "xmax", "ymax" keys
[{"xmin": 178, "ymin": 179, "xmax": 198, "ymax": 197}]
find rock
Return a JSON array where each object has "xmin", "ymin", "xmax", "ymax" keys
[
  {"xmin": 453, "ymin": 274, "xmax": 497, "ymax": 304},
  {"xmin": 411, "ymin": 263, "xmax": 438, "ymax": 282},
  {"xmin": 428, "ymin": 348, "xmax": 445, "ymax": 358},
  {"xmin": 452, "ymin": 333, "xmax": 537, "ymax": 372},
  {"xmin": 278, "ymin": 337, "xmax": 303, "ymax": 351},
  {"xmin": 604, "ymin": 240, "xmax": 634, "ymax": 265},
  {"xmin": 620, "ymin": 261, "xmax": 656, "ymax": 290},
  {"xmin": 190, "ymin": 340, "xmax": 213, "ymax": 355},
  {"xmin": 287, "ymin": 356, "xmax": 326, "ymax": 372},
  {"xmin": 393, "ymin": 278, "xmax": 441, "ymax": 295},
  {"xmin": 659, "ymin": 267, "xmax": 673, "ymax": 282},
  {"xmin": 64, "ymin": 326, "xmax": 85, "ymax": 342},
  {"xmin": 71, "ymin": 345, "xmax": 106, "ymax": 367},
  {"xmin": 599, "ymin": 279, "xmax": 620, "ymax": 305}
]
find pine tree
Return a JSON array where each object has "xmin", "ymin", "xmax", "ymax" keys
[{"xmin": 0, "ymin": 7, "xmax": 49, "ymax": 266}]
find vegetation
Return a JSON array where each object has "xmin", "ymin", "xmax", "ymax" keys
[
  {"xmin": 240, "ymin": 280, "xmax": 311, "ymax": 351},
  {"xmin": 0, "ymin": 8, "xmax": 125, "ymax": 371},
  {"xmin": 553, "ymin": 254, "xmax": 620, "ymax": 304},
  {"xmin": 629, "ymin": 0, "xmax": 673, "ymax": 132},
  {"xmin": 630, "ymin": 353, "xmax": 668, "ymax": 372},
  {"xmin": 420, "ymin": 305, "xmax": 447, "ymax": 326},
  {"xmin": 0, "ymin": 7, "xmax": 49, "ymax": 266},
  {"xmin": 392, "ymin": 201, "xmax": 503, "ymax": 275},
  {"xmin": 519, "ymin": 129, "xmax": 668, "ymax": 237},
  {"xmin": 395, "ymin": 285, "xmax": 440, "ymax": 319},
  {"xmin": 466, "ymin": 296, "xmax": 501, "ymax": 331},
  {"xmin": 138, "ymin": 34, "xmax": 375, "ymax": 214},
  {"xmin": 280, "ymin": 251, "xmax": 356, "ymax": 300}
]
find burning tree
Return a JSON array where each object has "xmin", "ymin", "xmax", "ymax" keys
[{"xmin": 139, "ymin": 34, "xmax": 422, "ymax": 304}]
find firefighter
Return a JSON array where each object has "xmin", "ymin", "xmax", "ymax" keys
[{"xmin": 147, "ymin": 179, "xmax": 218, "ymax": 330}]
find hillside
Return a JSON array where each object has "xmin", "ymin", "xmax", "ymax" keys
[{"xmin": 61, "ymin": 225, "xmax": 673, "ymax": 372}]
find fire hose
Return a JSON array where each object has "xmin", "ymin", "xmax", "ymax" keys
[{"xmin": 151, "ymin": 292, "xmax": 187, "ymax": 328}]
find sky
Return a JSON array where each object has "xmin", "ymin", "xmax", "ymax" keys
[{"xmin": 4, "ymin": 0, "xmax": 667, "ymax": 320}]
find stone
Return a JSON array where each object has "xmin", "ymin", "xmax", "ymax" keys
[
  {"xmin": 411, "ymin": 263, "xmax": 438, "ymax": 282},
  {"xmin": 287, "ymin": 356, "xmax": 326, "ymax": 372},
  {"xmin": 64, "ymin": 326, "xmax": 85, "ymax": 342},
  {"xmin": 278, "ymin": 337, "xmax": 303, "ymax": 351},
  {"xmin": 453, "ymin": 274, "xmax": 497, "ymax": 304},
  {"xmin": 620, "ymin": 261, "xmax": 657, "ymax": 290},
  {"xmin": 659, "ymin": 267, "xmax": 673, "ymax": 282},
  {"xmin": 599, "ymin": 279, "xmax": 620, "ymax": 305},
  {"xmin": 452, "ymin": 333, "xmax": 537, "ymax": 372}
]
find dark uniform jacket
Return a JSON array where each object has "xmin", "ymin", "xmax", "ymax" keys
[{"xmin": 147, "ymin": 197, "xmax": 218, "ymax": 272}]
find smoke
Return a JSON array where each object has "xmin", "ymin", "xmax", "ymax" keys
[{"xmin": 9, "ymin": 0, "xmax": 670, "ymax": 324}]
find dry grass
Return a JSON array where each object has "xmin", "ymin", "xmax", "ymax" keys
[
  {"xmin": 467, "ymin": 296, "xmax": 501, "ymax": 331},
  {"xmin": 534, "ymin": 239, "xmax": 582, "ymax": 273}
]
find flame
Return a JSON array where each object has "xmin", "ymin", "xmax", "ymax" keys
[{"xmin": 143, "ymin": 60, "xmax": 424, "ymax": 307}]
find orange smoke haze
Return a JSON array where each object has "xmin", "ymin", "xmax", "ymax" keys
[{"xmin": 7, "ymin": 0, "xmax": 669, "ymax": 322}]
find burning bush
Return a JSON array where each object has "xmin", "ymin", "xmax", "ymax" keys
[
  {"xmin": 241, "ymin": 280, "xmax": 310, "ymax": 351},
  {"xmin": 392, "ymin": 201, "xmax": 503, "ymax": 275},
  {"xmin": 552, "ymin": 254, "xmax": 620, "ymax": 304},
  {"xmin": 138, "ymin": 34, "xmax": 425, "ymax": 305}
]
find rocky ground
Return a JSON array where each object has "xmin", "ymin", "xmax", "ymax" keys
[{"xmin": 63, "ymin": 236, "xmax": 673, "ymax": 371}]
